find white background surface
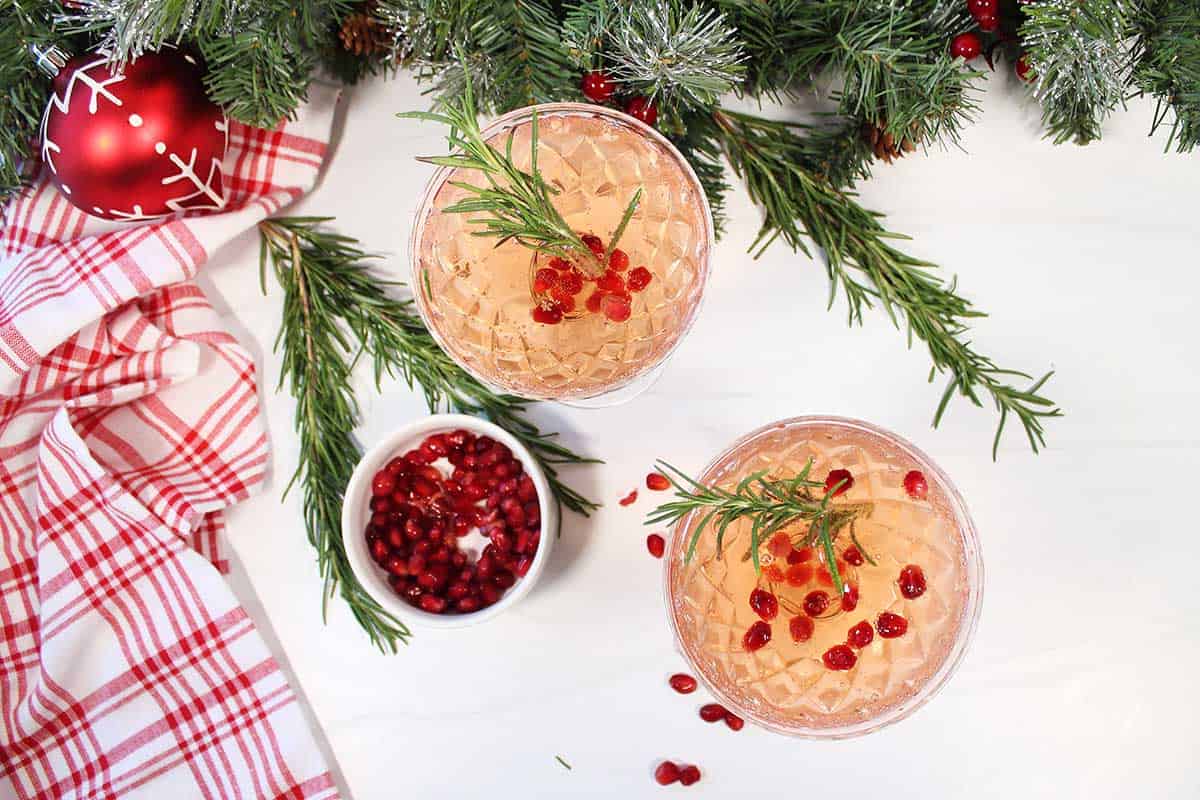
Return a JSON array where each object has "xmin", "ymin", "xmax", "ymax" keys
[{"xmin": 201, "ymin": 72, "xmax": 1200, "ymax": 798}]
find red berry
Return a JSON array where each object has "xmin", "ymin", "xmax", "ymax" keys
[
  {"xmin": 824, "ymin": 469, "xmax": 854, "ymax": 497},
  {"xmin": 608, "ymin": 248, "xmax": 630, "ymax": 271},
  {"xmin": 580, "ymin": 70, "xmax": 616, "ymax": 103},
  {"xmin": 619, "ymin": 489, "xmax": 638, "ymax": 506},
  {"xmin": 723, "ymin": 711, "xmax": 744, "ymax": 731},
  {"xmin": 843, "ymin": 545, "xmax": 865, "ymax": 566},
  {"xmin": 742, "ymin": 620, "xmax": 772, "ymax": 652},
  {"xmin": 601, "ymin": 294, "xmax": 632, "ymax": 322},
  {"xmin": 669, "ymin": 673, "xmax": 697, "ymax": 694},
  {"xmin": 628, "ymin": 266, "xmax": 653, "ymax": 292},
  {"xmin": 847, "ymin": 621, "xmax": 874, "ymax": 648},
  {"xmin": 646, "ymin": 533, "xmax": 665, "ymax": 558},
  {"xmin": 840, "ymin": 581, "xmax": 859, "ymax": 612},
  {"xmin": 531, "ymin": 304, "xmax": 563, "ymax": 325},
  {"xmin": 786, "ymin": 563, "xmax": 813, "ymax": 586},
  {"xmin": 585, "ymin": 291, "xmax": 603, "ymax": 313},
  {"xmin": 823, "ymin": 644, "xmax": 858, "ymax": 671},
  {"xmin": 624, "ymin": 95, "xmax": 658, "ymax": 126},
  {"xmin": 646, "ymin": 472, "xmax": 670, "ymax": 491},
  {"xmin": 803, "ymin": 590, "xmax": 830, "ymax": 618},
  {"xmin": 787, "ymin": 546, "xmax": 813, "ymax": 564},
  {"xmin": 679, "ymin": 765, "xmax": 702, "ymax": 786},
  {"xmin": 788, "ymin": 615, "xmax": 814, "ymax": 643},
  {"xmin": 699, "ymin": 703, "xmax": 726, "ymax": 723},
  {"xmin": 951, "ymin": 32, "xmax": 982, "ymax": 60},
  {"xmin": 749, "ymin": 588, "xmax": 779, "ymax": 621},
  {"xmin": 977, "ymin": 13, "xmax": 998, "ymax": 31},
  {"xmin": 967, "ymin": 0, "xmax": 997, "ymax": 18},
  {"xmin": 876, "ymin": 611, "xmax": 909, "ymax": 638},
  {"xmin": 903, "ymin": 469, "xmax": 929, "ymax": 499},
  {"xmin": 581, "ymin": 233, "xmax": 605, "ymax": 256},
  {"xmin": 898, "ymin": 564, "xmax": 927, "ymax": 599},
  {"xmin": 763, "ymin": 564, "xmax": 786, "ymax": 582},
  {"xmin": 1015, "ymin": 54, "xmax": 1034, "ymax": 82},
  {"xmin": 533, "ymin": 267, "xmax": 557, "ymax": 294},
  {"xmin": 654, "ymin": 761, "xmax": 681, "ymax": 786}
]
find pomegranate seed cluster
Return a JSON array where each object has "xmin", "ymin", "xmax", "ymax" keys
[
  {"xmin": 530, "ymin": 235, "xmax": 654, "ymax": 325},
  {"xmin": 362, "ymin": 429, "xmax": 541, "ymax": 614},
  {"xmin": 736, "ymin": 467, "xmax": 934, "ymax": 672}
]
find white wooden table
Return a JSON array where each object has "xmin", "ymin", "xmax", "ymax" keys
[{"xmin": 202, "ymin": 73, "xmax": 1200, "ymax": 798}]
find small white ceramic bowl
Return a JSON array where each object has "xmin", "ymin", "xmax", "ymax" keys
[{"xmin": 341, "ymin": 414, "xmax": 558, "ymax": 628}]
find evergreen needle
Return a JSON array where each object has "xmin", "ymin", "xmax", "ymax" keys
[{"xmin": 259, "ymin": 216, "xmax": 600, "ymax": 652}]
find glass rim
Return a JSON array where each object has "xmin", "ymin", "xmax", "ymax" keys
[
  {"xmin": 407, "ymin": 102, "xmax": 715, "ymax": 403},
  {"xmin": 661, "ymin": 415, "xmax": 985, "ymax": 740}
]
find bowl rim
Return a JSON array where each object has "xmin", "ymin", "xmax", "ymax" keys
[
  {"xmin": 406, "ymin": 101, "xmax": 715, "ymax": 403},
  {"xmin": 661, "ymin": 415, "xmax": 985, "ymax": 739},
  {"xmin": 341, "ymin": 413, "xmax": 559, "ymax": 629}
]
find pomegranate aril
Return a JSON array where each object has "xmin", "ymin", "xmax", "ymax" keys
[
  {"xmin": 646, "ymin": 534, "xmax": 666, "ymax": 558},
  {"xmin": 824, "ymin": 469, "xmax": 854, "ymax": 496},
  {"xmin": 803, "ymin": 590, "xmax": 830, "ymax": 617},
  {"xmin": 843, "ymin": 545, "xmax": 865, "ymax": 566},
  {"xmin": 515, "ymin": 555, "xmax": 533, "ymax": 576},
  {"xmin": 581, "ymin": 233, "xmax": 604, "ymax": 256},
  {"xmin": 763, "ymin": 564, "xmax": 786, "ymax": 582},
  {"xmin": 789, "ymin": 615, "xmax": 814, "ymax": 643},
  {"xmin": 480, "ymin": 583, "xmax": 501, "ymax": 605},
  {"xmin": 550, "ymin": 291, "xmax": 576, "ymax": 313},
  {"xmin": 654, "ymin": 761, "xmax": 680, "ymax": 786},
  {"xmin": 619, "ymin": 489, "xmax": 638, "ymax": 506},
  {"xmin": 898, "ymin": 564, "xmax": 927, "ymax": 599},
  {"xmin": 457, "ymin": 596, "xmax": 481, "ymax": 613},
  {"xmin": 699, "ymin": 703, "xmax": 726, "ymax": 723},
  {"xmin": 548, "ymin": 256, "xmax": 572, "ymax": 271},
  {"xmin": 627, "ymin": 266, "xmax": 652, "ymax": 292},
  {"xmin": 840, "ymin": 581, "xmax": 859, "ymax": 612},
  {"xmin": 742, "ymin": 620, "xmax": 772, "ymax": 652},
  {"xmin": 596, "ymin": 270, "xmax": 626, "ymax": 294},
  {"xmin": 533, "ymin": 267, "xmax": 557, "ymax": 294},
  {"xmin": 678, "ymin": 765, "xmax": 701, "ymax": 786},
  {"xmin": 447, "ymin": 582, "xmax": 470, "ymax": 600},
  {"xmin": 608, "ymin": 248, "xmax": 629, "ymax": 271},
  {"xmin": 823, "ymin": 644, "xmax": 858, "ymax": 671},
  {"xmin": 601, "ymin": 294, "xmax": 632, "ymax": 322},
  {"xmin": 492, "ymin": 570, "xmax": 516, "ymax": 590},
  {"xmin": 585, "ymin": 291, "xmax": 603, "ymax": 313},
  {"xmin": 749, "ymin": 588, "xmax": 779, "ymax": 621},
  {"xmin": 876, "ymin": 611, "xmax": 909, "ymax": 638},
  {"xmin": 385, "ymin": 556, "xmax": 408, "ymax": 576},
  {"xmin": 785, "ymin": 563, "xmax": 813, "ymax": 586},
  {"xmin": 645, "ymin": 472, "xmax": 670, "ymax": 491},
  {"xmin": 557, "ymin": 270, "xmax": 584, "ymax": 295},
  {"xmin": 371, "ymin": 472, "xmax": 395, "ymax": 496},
  {"xmin": 369, "ymin": 539, "xmax": 390, "ymax": 564},
  {"xmin": 668, "ymin": 673, "xmax": 697, "ymax": 694},
  {"xmin": 847, "ymin": 620, "xmax": 874, "ymax": 648},
  {"xmin": 419, "ymin": 594, "xmax": 447, "ymax": 613},
  {"xmin": 723, "ymin": 711, "xmax": 744, "ymax": 732},
  {"xmin": 903, "ymin": 469, "xmax": 928, "ymax": 499},
  {"xmin": 531, "ymin": 304, "xmax": 563, "ymax": 325},
  {"xmin": 788, "ymin": 547, "xmax": 813, "ymax": 564}
]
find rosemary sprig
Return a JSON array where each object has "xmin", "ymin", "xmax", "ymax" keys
[
  {"xmin": 260, "ymin": 216, "xmax": 599, "ymax": 652},
  {"xmin": 646, "ymin": 460, "xmax": 869, "ymax": 596},
  {"xmin": 399, "ymin": 71, "xmax": 641, "ymax": 277}
]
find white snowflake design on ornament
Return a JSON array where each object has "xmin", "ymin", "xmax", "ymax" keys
[{"xmin": 39, "ymin": 52, "xmax": 228, "ymax": 221}]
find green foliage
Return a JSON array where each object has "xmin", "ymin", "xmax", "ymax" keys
[
  {"xmin": 0, "ymin": 2, "xmax": 55, "ymax": 199},
  {"xmin": 1131, "ymin": 0, "xmax": 1200, "ymax": 152}
]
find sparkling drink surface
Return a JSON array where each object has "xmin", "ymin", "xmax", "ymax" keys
[
  {"xmin": 411, "ymin": 104, "xmax": 711, "ymax": 401},
  {"xmin": 666, "ymin": 417, "xmax": 983, "ymax": 737}
]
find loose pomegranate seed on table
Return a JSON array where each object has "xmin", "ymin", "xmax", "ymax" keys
[
  {"xmin": 898, "ymin": 564, "xmax": 927, "ymax": 599},
  {"xmin": 669, "ymin": 674, "xmax": 697, "ymax": 694},
  {"xmin": 645, "ymin": 472, "xmax": 670, "ymax": 491},
  {"xmin": 876, "ymin": 612, "xmax": 909, "ymax": 638},
  {"xmin": 699, "ymin": 703, "xmax": 727, "ymax": 723},
  {"xmin": 361, "ymin": 428, "xmax": 543, "ymax": 616},
  {"xmin": 646, "ymin": 533, "xmax": 666, "ymax": 558},
  {"xmin": 846, "ymin": 621, "xmax": 874, "ymax": 649},
  {"xmin": 823, "ymin": 644, "xmax": 858, "ymax": 671},
  {"xmin": 678, "ymin": 765, "xmax": 702, "ymax": 786},
  {"xmin": 903, "ymin": 469, "xmax": 929, "ymax": 499},
  {"xmin": 742, "ymin": 620, "xmax": 772, "ymax": 651},
  {"xmin": 619, "ymin": 489, "xmax": 639, "ymax": 506},
  {"xmin": 788, "ymin": 615, "xmax": 814, "ymax": 642},
  {"xmin": 749, "ymin": 588, "xmax": 779, "ymax": 621},
  {"xmin": 824, "ymin": 468, "xmax": 854, "ymax": 496},
  {"xmin": 654, "ymin": 761, "xmax": 681, "ymax": 785},
  {"xmin": 723, "ymin": 711, "xmax": 744, "ymax": 731}
]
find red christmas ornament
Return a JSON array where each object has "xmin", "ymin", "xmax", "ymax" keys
[
  {"xmin": 580, "ymin": 70, "xmax": 616, "ymax": 104},
  {"xmin": 40, "ymin": 48, "xmax": 227, "ymax": 220},
  {"xmin": 950, "ymin": 32, "xmax": 983, "ymax": 60},
  {"xmin": 623, "ymin": 96, "xmax": 658, "ymax": 127}
]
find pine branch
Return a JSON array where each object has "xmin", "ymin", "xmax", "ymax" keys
[
  {"xmin": 259, "ymin": 217, "xmax": 599, "ymax": 650},
  {"xmin": 0, "ymin": 2, "xmax": 55, "ymax": 200},
  {"xmin": 712, "ymin": 108, "xmax": 1061, "ymax": 457},
  {"xmin": 1019, "ymin": 0, "xmax": 1133, "ymax": 145},
  {"xmin": 1131, "ymin": 0, "xmax": 1200, "ymax": 153}
]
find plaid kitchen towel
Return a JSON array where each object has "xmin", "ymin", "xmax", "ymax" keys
[{"xmin": 0, "ymin": 84, "xmax": 340, "ymax": 799}]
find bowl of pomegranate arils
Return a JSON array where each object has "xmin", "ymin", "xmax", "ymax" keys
[{"xmin": 342, "ymin": 414, "xmax": 557, "ymax": 627}]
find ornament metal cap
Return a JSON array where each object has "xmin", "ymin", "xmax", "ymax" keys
[{"xmin": 29, "ymin": 43, "xmax": 70, "ymax": 79}]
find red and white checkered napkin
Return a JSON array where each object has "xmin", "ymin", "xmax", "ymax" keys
[{"xmin": 0, "ymin": 87, "xmax": 340, "ymax": 799}]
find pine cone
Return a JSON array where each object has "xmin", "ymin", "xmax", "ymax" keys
[
  {"xmin": 339, "ymin": 2, "xmax": 389, "ymax": 56},
  {"xmin": 861, "ymin": 121, "xmax": 917, "ymax": 164}
]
